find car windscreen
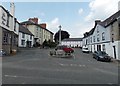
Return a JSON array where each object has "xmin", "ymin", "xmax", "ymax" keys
[
  {"xmin": 98, "ymin": 52, "xmax": 107, "ymax": 56},
  {"xmin": 84, "ymin": 48, "xmax": 88, "ymax": 50}
]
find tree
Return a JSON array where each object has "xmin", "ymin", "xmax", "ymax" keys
[
  {"xmin": 42, "ymin": 40, "xmax": 48, "ymax": 47},
  {"xmin": 54, "ymin": 30, "xmax": 70, "ymax": 43},
  {"xmin": 42, "ymin": 39, "xmax": 57, "ymax": 48}
]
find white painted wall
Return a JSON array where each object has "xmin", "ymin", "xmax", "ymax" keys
[
  {"xmin": 82, "ymin": 22, "xmax": 120, "ymax": 60},
  {"xmin": 61, "ymin": 41, "xmax": 82, "ymax": 48},
  {"xmin": 0, "ymin": 7, "xmax": 11, "ymax": 31},
  {"xmin": 118, "ymin": 41, "xmax": 120, "ymax": 60},
  {"xmin": 18, "ymin": 32, "xmax": 34, "ymax": 47}
]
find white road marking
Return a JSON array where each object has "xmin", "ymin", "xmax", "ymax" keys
[
  {"xmin": 4, "ymin": 74, "xmax": 33, "ymax": 79},
  {"xmin": 59, "ymin": 63, "xmax": 86, "ymax": 67},
  {"xmin": 5, "ymin": 75, "xmax": 17, "ymax": 78}
]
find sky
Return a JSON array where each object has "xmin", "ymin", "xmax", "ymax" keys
[{"xmin": 1, "ymin": 0, "xmax": 119, "ymax": 38}]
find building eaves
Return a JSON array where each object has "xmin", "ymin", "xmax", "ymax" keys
[
  {"xmin": 62, "ymin": 38, "xmax": 83, "ymax": 41},
  {"xmin": 102, "ymin": 10, "xmax": 120, "ymax": 27},
  {"xmin": 21, "ymin": 21, "xmax": 54, "ymax": 34}
]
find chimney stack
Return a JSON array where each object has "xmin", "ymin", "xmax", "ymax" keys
[
  {"xmin": 10, "ymin": 2, "xmax": 15, "ymax": 17},
  {"xmin": 39, "ymin": 23, "xmax": 46, "ymax": 29},
  {"xmin": 29, "ymin": 18, "xmax": 38, "ymax": 24}
]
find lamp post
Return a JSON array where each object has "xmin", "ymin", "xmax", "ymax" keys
[{"xmin": 58, "ymin": 25, "xmax": 62, "ymax": 45}]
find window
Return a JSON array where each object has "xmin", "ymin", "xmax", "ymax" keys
[
  {"xmin": 86, "ymin": 39, "xmax": 88, "ymax": 45},
  {"xmin": 97, "ymin": 34, "xmax": 100, "ymax": 42},
  {"xmin": 6, "ymin": 14, "xmax": 9, "ymax": 27},
  {"xmin": 112, "ymin": 38, "xmax": 114, "ymax": 42},
  {"xmin": 102, "ymin": 44, "xmax": 106, "ymax": 52},
  {"xmin": 102, "ymin": 32, "xmax": 105, "ymax": 41},
  {"xmin": 94, "ymin": 45, "xmax": 95, "ymax": 51},
  {"xmin": 30, "ymin": 35, "xmax": 32, "ymax": 40},
  {"xmin": 13, "ymin": 35, "xmax": 16, "ymax": 45},
  {"xmin": 97, "ymin": 28, "xmax": 99, "ymax": 33},
  {"xmin": 93, "ymin": 36, "xmax": 95, "ymax": 42},
  {"xmin": 14, "ymin": 21, "xmax": 16, "ymax": 31},
  {"xmin": 21, "ymin": 40, "xmax": 25, "ymax": 45},
  {"xmin": 22, "ymin": 33, "xmax": 25, "ymax": 38},
  {"xmin": 91, "ymin": 37, "xmax": 92, "ymax": 43},
  {"xmin": 3, "ymin": 33, "xmax": 8, "ymax": 44},
  {"xmin": 2, "ymin": 12, "xmax": 6, "ymax": 25}
]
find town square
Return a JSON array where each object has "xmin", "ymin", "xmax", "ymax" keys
[{"xmin": 0, "ymin": 0, "xmax": 120, "ymax": 85}]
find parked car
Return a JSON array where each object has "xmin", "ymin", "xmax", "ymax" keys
[
  {"xmin": 50, "ymin": 45, "xmax": 74, "ymax": 58},
  {"xmin": 82, "ymin": 47, "xmax": 89, "ymax": 53},
  {"xmin": 93, "ymin": 51, "xmax": 111, "ymax": 62},
  {"xmin": 0, "ymin": 49, "xmax": 6, "ymax": 57}
]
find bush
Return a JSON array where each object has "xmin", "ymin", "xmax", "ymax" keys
[{"xmin": 42, "ymin": 40, "xmax": 57, "ymax": 48}]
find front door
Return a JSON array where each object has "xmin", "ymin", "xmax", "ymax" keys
[{"xmin": 97, "ymin": 45, "xmax": 101, "ymax": 51}]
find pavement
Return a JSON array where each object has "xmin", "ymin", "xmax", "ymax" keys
[{"xmin": 2, "ymin": 48, "xmax": 119, "ymax": 84}]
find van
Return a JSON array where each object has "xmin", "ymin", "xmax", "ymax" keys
[{"xmin": 82, "ymin": 47, "xmax": 89, "ymax": 53}]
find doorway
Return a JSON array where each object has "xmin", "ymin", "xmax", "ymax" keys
[{"xmin": 97, "ymin": 45, "xmax": 101, "ymax": 51}]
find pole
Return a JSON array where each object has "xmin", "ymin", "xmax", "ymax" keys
[{"xmin": 59, "ymin": 25, "xmax": 61, "ymax": 45}]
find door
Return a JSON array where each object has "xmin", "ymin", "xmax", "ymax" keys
[{"xmin": 97, "ymin": 45, "xmax": 101, "ymax": 51}]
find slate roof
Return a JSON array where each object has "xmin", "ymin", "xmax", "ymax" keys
[
  {"xmin": 21, "ymin": 21, "xmax": 54, "ymax": 34},
  {"xmin": 62, "ymin": 38, "xmax": 83, "ymax": 41},
  {"xmin": 102, "ymin": 10, "xmax": 120, "ymax": 27},
  {"xmin": 19, "ymin": 25, "xmax": 34, "ymax": 36},
  {"xmin": 83, "ymin": 10, "xmax": 120, "ymax": 38}
]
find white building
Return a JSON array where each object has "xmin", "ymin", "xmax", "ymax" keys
[
  {"xmin": 19, "ymin": 25, "xmax": 34, "ymax": 47},
  {"xmin": 83, "ymin": 10, "xmax": 120, "ymax": 60},
  {"xmin": 0, "ymin": 4, "xmax": 19, "ymax": 54},
  {"xmin": 61, "ymin": 38, "xmax": 83, "ymax": 48}
]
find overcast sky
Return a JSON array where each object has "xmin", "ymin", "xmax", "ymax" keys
[{"xmin": 1, "ymin": 0, "xmax": 119, "ymax": 38}]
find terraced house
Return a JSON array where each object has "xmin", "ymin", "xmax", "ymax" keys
[
  {"xmin": 82, "ymin": 10, "xmax": 120, "ymax": 60},
  {"xmin": 21, "ymin": 18, "xmax": 53, "ymax": 46},
  {"xmin": 18, "ymin": 25, "xmax": 34, "ymax": 48},
  {"xmin": 0, "ymin": 3, "xmax": 19, "ymax": 55}
]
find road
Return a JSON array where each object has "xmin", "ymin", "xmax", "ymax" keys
[{"xmin": 2, "ymin": 48, "xmax": 119, "ymax": 84}]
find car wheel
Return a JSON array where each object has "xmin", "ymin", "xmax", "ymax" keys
[
  {"xmin": 97, "ymin": 57, "xmax": 99, "ymax": 61},
  {"xmin": 50, "ymin": 53, "xmax": 53, "ymax": 56},
  {"xmin": 108, "ymin": 59, "xmax": 111, "ymax": 62}
]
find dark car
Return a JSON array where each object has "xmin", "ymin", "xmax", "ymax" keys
[
  {"xmin": 0, "ymin": 49, "xmax": 6, "ymax": 57},
  {"xmin": 93, "ymin": 51, "xmax": 111, "ymax": 62}
]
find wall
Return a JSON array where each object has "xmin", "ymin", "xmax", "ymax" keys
[
  {"xmin": 27, "ymin": 25, "xmax": 35, "ymax": 36},
  {"xmin": 118, "ymin": 41, "xmax": 120, "ymax": 60},
  {"xmin": 61, "ymin": 41, "xmax": 82, "ymax": 48},
  {"xmin": 0, "ymin": 6, "xmax": 11, "ymax": 31},
  {"xmin": 18, "ymin": 32, "xmax": 34, "ymax": 47}
]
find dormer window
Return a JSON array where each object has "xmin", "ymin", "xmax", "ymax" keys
[{"xmin": 97, "ymin": 28, "xmax": 99, "ymax": 33}]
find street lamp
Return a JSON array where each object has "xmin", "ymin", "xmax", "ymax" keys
[{"xmin": 58, "ymin": 25, "xmax": 62, "ymax": 45}]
